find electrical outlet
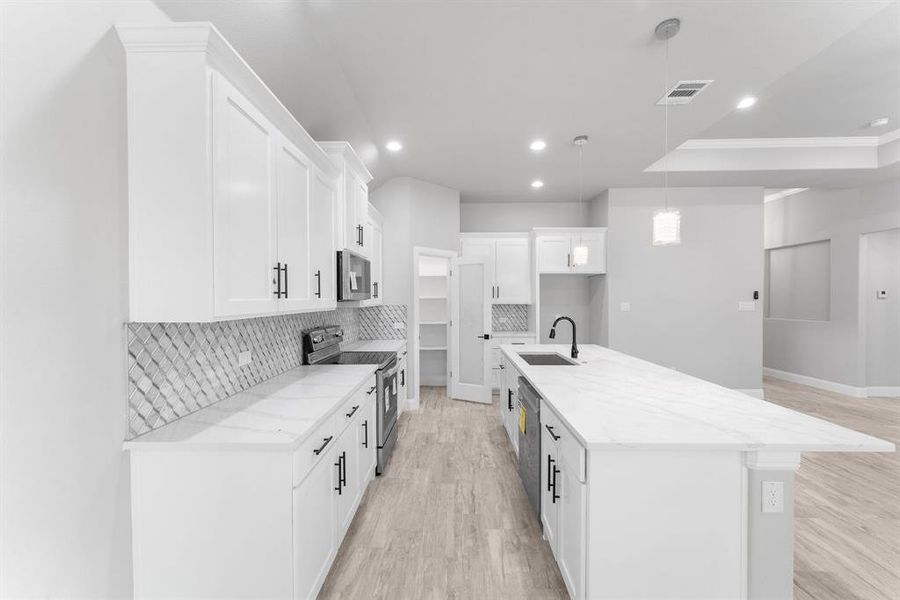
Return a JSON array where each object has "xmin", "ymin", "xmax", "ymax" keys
[
  {"xmin": 393, "ymin": 322, "xmax": 404, "ymax": 330},
  {"xmin": 238, "ymin": 350, "xmax": 252, "ymax": 367},
  {"xmin": 876, "ymin": 290, "xmax": 887, "ymax": 300},
  {"xmin": 762, "ymin": 481, "xmax": 784, "ymax": 513}
]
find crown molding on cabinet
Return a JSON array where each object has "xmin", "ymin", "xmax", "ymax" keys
[
  {"xmin": 115, "ymin": 22, "xmax": 340, "ymax": 182},
  {"xmin": 318, "ymin": 141, "xmax": 373, "ymax": 184}
]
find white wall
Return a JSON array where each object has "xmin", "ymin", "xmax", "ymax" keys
[
  {"xmin": 460, "ymin": 201, "xmax": 590, "ymax": 232},
  {"xmin": 763, "ymin": 180, "xmax": 900, "ymax": 388},
  {"xmin": 606, "ymin": 187, "xmax": 764, "ymax": 390},
  {"xmin": 0, "ymin": 2, "xmax": 170, "ymax": 597},
  {"xmin": 864, "ymin": 228, "xmax": 900, "ymax": 388}
]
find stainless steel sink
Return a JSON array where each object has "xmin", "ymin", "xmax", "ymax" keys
[{"xmin": 517, "ymin": 353, "xmax": 578, "ymax": 366}]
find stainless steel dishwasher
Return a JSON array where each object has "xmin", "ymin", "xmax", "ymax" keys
[{"xmin": 517, "ymin": 377, "xmax": 541, "ymax": 521}]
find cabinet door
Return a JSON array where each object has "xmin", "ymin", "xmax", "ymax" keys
[
  {"xmin": 358, "ymin": 396, "xmax": 377, "ymax": 487},
  {"xmin": 292, "ymin": 447, "xmax": 337, "ymax": 600},
  {"xmin": 275, "ymin": 136, "xmax": 315, "ymax": 312},
  {"xmin": 335, "ymin": 425, "xmax": 360, "ymax": 538},
  {"xmin": 212, "ymin": 75, "xmax": 279, "ymax": 317},
  {"xmin": 540, "ymin": 428, "xmax": 560, "ymax": 555},
  {"xmin": 536, "ymin": 236, "xmax": 573, "ymax": 273},
  {"xmin": 310, "ymin": 169, "xmax": 336, "ymax": 308},
  {"xmin": 369, "ymin": 219, "xmax": 383, "ymax": 304},
  {"xmin": 572, "ymin": 230, "xmax": 606, "ymax": 275},
  {"xmin": 343, "ymin": 176, "xmax": 360, "ymax": 253},
  {"xmin": 356, "ymin": 181, "xmax": 371, "ymax": 258},
  {"xmin": 460, "ymin": 238, "xmax": 496, "ymax": 262},
  {"xmin": 557, "ymin": 458, "xmax": 586, "ymax": 599},
  {"xmin": 495, "ymin": 238, "xmax": 531, "ymax": 303}
]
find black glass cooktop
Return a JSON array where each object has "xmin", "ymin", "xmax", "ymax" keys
[{"xmin": 316, "ymin": 351, "xmax": 396, "ymax": 370}]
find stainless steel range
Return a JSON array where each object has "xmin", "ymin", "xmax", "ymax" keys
[{"xmin": 302, "ymin": 326, "xmax": 398, "ymax": 475}]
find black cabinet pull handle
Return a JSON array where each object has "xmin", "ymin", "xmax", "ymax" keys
[
  {"xmin": 363, "ymin": 420, "xmax": 368, "ymax": 448},
  {"xmin": 547, "ymin": 455, "xmax": 554, "ymax": 492},
  {"xmin": 373, "ymin": 281, "xmax": 378, "ymax": 298},
  {"xmin": 340, "ymin": 451, "xmax": 347, "ymax": 487},
  {"xmin": 313, "ymin": 436, "xmax": 333, "ymax": 456},
  {"xmin": 314, "ymin": 269, "xmax": 321, "ymax": 298},
  {"xmin": 366, "ymin": 385, "xmax": 376, "ymax": 395},
  {"xmin": 497, "ymin": 285, "xmax": 500, "ymax": 298},
  {"xmin": 361, "ymin": 224, "xmax": 364, "ymax": 246},
  {"xmin": 273, "ymin": 262, "xmax": 283, "ymax": 298},
  {"xmin": 552, "ymin": 465, "xmax": 560, "ymax": 503},
  {"xmin": 334, "ymin": 455, "xmax": 342, "ymax": 494},
  {"xmin": 400, "ymin": 369, "xmax": 405, "ymax": 386},
  {"xmin": 282, "ymin": 263, "xmax": 288, "ymax": 299},
  {"xmin": 507, "ymin": 389, "xmax": 513, "ymax": 411},
  {"xmin": 346, "ymin": 405, "xmax": 359, "ymax": 418},
  {"xmin": 545, "ymin": 424, "xmax": 561, "ymax": 441}
]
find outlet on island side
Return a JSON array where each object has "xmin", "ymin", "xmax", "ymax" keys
[
  {"xmin": 239, "ymin": 350, "xmax": 252, "ymax": 367},
  {"xmin": 762, "ymin": 481, "xmax": 784, "ymax": 513}
]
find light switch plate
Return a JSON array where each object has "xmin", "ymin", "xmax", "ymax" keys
[
  {"xmin": 876, "ymin": 290, "xmax": 887, "ymax": 299},
  {"xmin": 738, "ymin": 301, "xmax": 756, "ymax": 312},
  {"xmin": 620, "ymin": 302, "xmax": 631, "ymax": 312},
  {"xmin": 238, "ymin": 350, "xmax": 252, "ymax": 367}
]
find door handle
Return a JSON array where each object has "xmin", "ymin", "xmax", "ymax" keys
[
  {"xmin": 507, "ymin": 389, "xmax": 513, "ymax": 411},
  {"xmin": 273, "ymin": 262, "xmax": 283, "ymax": 298},
  {"xmin": 363, "ymin": 420, "xmax": 368, "ymax": 448},
  {"xmin": 552, "ymin": 465, "xmax": 560, "ymax": 503},
  {"xmin": 547, "ymin": 454, "xmax": 555, "ymax": 492},
  {"xmin": 340, "ymin": 451, "xmax": 347, "ymax": 487},
  {"xmin": 282, "ymin": 263, "xmax": 288, "ymax": 298},
  {"xmin": 314, "ymin": 269, "xmax": 321, "ymax": 298},
  {"xmin": 334, "ymin": 454, "xmax": 343, "ymax": 495},
  {"xmin": 401, "ymin": 369, "xmax": 405, "ymax": 386}
]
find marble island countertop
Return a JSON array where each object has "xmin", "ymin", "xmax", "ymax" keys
[
  {"xmin": 124, "ymin": 364, "xmax": 377, "ymax": 451},
  {"xmin": 502, "ymin": 344, "xmax": 895, "ymax": 453}
]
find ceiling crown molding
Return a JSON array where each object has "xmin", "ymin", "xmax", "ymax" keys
[{"xmin": 678, "ymin": 136, "xmax": 885, "ymax": 151}]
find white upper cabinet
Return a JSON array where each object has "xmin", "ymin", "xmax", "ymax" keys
[
  {"xmin": 117, "ymin": 23, "xmax": 341, "ymax": 322},
  {"xmin": 212, "ymin": 76, "xmax": 279, "ymax": 318},
  {"xmin": 366, "ymin": 209, "xmax": 384, "ymax": 305},
  {"xmin": 460, "ymin": 234, "xmax": 532, "ymax": 304},
  {"xmin": 319, "ymin": 142, "xmax": 373, "ymax": 258},
  {"xmin": 534, "ymin": 228, "xmax": 607, "ymax": 275}
]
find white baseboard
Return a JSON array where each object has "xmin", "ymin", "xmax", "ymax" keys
[
  {"xmin": 763, "ymin": 368, "xmax": 877, "ymax": 398},
  {"xmin": 734, "ymin": 388, "xmax": 765, "ymax": 399},
  {"xmin": 406, "ymin": 396, "xmax": 420, "ymax": 411},
  {"xmin": 866, "ymin": 386, "xmax": 900, "ymax": 398}
]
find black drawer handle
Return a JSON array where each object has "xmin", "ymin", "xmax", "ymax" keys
[
  {"xmin": 552, "ymin": 465, "xmax": 560, "ymax": 503},
  {"xmin": 547, "ymin": 454, "xmax": 555, "ymax": 492},
  {"xmin": 313, "ymin": 436, "xmax": 333, "ymax": 456},
  {"xmin": 340, "ymin": 451, "xmax": 347, "ymax": 487},
  {"xmin": 545, "ymin": 424, "xmax": 561, "ymax": 441},
  {"xmin": 507, "ymin": 389, "xmax": 513, "ymax": 411},
  {"xmin": 366, "ymin": 385, "xmax": 376, "ymax": 395},
  {"xmin": 401, "ymin": 369, "xmax": 405, "ymax": 386},
  {"xmin": 334, "ymin": 454, "xmax": 343, "ymax": 494},
  {"xmin": 363, "ymin": 420, "xmax": 368, "ymax": 448},
  {"xmin": 346, "ymin": 405, "xmax": 359, "ymax": 419}
]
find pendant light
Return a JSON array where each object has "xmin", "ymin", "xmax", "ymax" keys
[
  {"xmin": 652, "ymin": 17, "xmax": 682, "ymax": 247},
  {"xmin": 572, "ymin": 135, "xmax": 589, "ymax": 266}
]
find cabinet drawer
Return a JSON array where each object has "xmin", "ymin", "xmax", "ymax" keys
[
  {"xmin": 540, "ymin": 402, "xmax": 585, "ymax": 483},
  {"xmin": 293, "ymin": 419, "xmax": 337, "ymax": 486},
  {"xmin": 336, "ymin": 376, "xmax": 376, "ymax": 433}
]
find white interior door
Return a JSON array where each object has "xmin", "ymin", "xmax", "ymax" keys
[{"xmin": 450, "ymin": 257, "xmax": 493, "ymax": 404}]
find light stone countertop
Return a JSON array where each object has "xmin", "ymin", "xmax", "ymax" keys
[
  {"xmin": 124, "ymin": 364, "xmax": 377, "ymax": 451},
  {"xmin": 342, "ymin": 339, "xmax": 408, "ymax": 353},
  {"xmin": 502, "ymin": 344, "xmax": 895, "ymax": 453}
]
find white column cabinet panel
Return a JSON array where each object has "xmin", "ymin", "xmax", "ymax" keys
[
  {"xmin": 292, "ymin": 447, "xmax": 337, "ymax": 600},
  {"xmin": 557, "ymin": 458, "xmax": 586, "ymax": 600},
  {"xmin": 309, "ymin": 170, "xmax": 337, "ymax": 309},
  {"xmin": 275, "ymin": 137, "xmax": 314, "ymax": 312},
  {"xmin": 541, "ymin": 425, "xmax": 560, "ymax": 555},
  {"xmin": 212, "ymin": 76, "xmax": 279, "ymax": 318}
]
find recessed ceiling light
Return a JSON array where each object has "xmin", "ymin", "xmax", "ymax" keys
[
  {"xmin": 529, "ymin": 139, "xmax": 547, "ymax": 152},
  {"xmin": 868, "ymin": 117, "xmax": 889, "ymax": 128},
  {"xmin": 385, "ymin": 140, "xmax": 403, "ymax": 152},
  {"xmin": 736, "ymin": 96, "xmax": 757, "ymax": 110},
  {"xmin": 531, "ymin": 179, "xmax": 544, "ymax": 189}
]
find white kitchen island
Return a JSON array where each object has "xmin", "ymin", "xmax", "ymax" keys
[{"xmin": 501, "ymin": 344, "xmax": 894, "ymax": 600}]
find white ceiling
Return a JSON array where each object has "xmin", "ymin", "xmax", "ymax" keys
[{"xmin": 155, "ymin": 1, "xmax": 898, "ymax": 202}]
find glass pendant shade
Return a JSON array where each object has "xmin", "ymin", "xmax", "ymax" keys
[
  {"xmin": 652, "ymin": 209, "xmax": 681, "ymax": 246},
  {"xmin": 572, "ymin": 244, "xmax": 589, "ymax": 266}
]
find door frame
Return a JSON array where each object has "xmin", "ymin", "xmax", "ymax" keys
[
  {"xmin": 449, "ymin": 256, "xmax": 493, "ymax": 404},
  {"xmin": 411, "ymin": 247, "xmax": 457, "ymax": 410}
]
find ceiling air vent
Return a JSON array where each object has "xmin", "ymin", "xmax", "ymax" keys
[{"xmin": 657, "ymin": 80, "xmax": 714, "ymax": 105}]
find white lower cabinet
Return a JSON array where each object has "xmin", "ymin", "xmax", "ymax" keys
[
  {"xmin": 499, "ymin": 354, "xmax": 519, "ymax": 455},
  {"xmin": 292, "ymin": 446, "xmax": 338, "ymax": 600},
  {"xmin": 129, "ymin": 375, "xmax": 377, "ymax": 600},
  {"xmin": 540, "ymin": 404, "xmax": 587, "ymax": 600},
  {"xmin": 397, "ymin": 350, "xmax": 409, "ymax": 414}
]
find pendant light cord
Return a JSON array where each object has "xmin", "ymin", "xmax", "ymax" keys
[{"xmin": 664, "ymin": 36, "xmax": 670, "ymax": 211}]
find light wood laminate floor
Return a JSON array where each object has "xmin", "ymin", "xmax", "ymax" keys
[{"xmin": 320, "ymin": 382, "xmax": 898, "ymax": 600}]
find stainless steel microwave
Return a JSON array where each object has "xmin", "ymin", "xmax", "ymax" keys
[{"xmin": 336, "ymin": 250, "xmax": 371, "ymax": 301}]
